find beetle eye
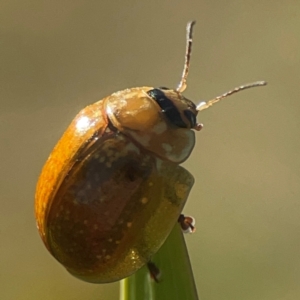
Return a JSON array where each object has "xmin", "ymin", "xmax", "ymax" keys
[
  {"xmin": 147, "ymin": 88, "xmax": 187, "ymax": 128},
  {"xmin": 184, "ymin": 109, "xmax": 197, "ymax": 128}
]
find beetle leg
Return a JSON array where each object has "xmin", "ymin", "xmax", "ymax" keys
[
  {"xmin": 178, "ymin": 214, "xmax": 196, "ymax": 233},
  {"xmin": 147, "ymin": 261, "xmax": 161, "ymax": 283}
]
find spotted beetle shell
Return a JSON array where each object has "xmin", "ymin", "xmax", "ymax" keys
[{"xmin": 35, "ymin": 87, "xmax": 195, "ymax": 283}]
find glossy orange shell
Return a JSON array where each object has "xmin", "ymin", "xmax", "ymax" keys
[{"xmin": 35, "ymin": 94, "xmax": 194, "ymax": 283}]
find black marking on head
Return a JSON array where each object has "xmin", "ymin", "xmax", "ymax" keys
[
  {"xmin": 147, "ymin": 89, "xmax": 187, "ymax": 128},
  {"xmin": 158, "ymin": 86, "xmax": 170, "ymax": 90}
]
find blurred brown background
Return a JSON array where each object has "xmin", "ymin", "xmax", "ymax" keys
[{"xmin": 1, "ymin": 1, "xmax": 300, "ymax": 299}]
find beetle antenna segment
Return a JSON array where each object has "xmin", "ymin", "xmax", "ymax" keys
[
  {"xmin": 196, "ymin": 81, "xmax": 267, "ymax": 111},
  {"xmin": 176, "ymin": 21, "xmax": 196, "ymax": 93}
]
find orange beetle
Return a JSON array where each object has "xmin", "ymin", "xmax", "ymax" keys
[{"xmin": 35, "ymin": 21, "xmax": 266, "ymax": 283}]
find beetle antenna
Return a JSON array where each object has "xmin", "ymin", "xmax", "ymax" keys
[
  {"xmin": 176, "ymin": 21, "xmax": 196, "ymax": 93},
  {"xmin": 196, "ymin": 81, "xmax": 267, "ymax": 111}
]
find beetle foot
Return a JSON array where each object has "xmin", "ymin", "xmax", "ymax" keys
[
  {"xmin": 147, "ymin": 261, "xmax": 161, "ymax": 283},
  {"xmin": 178, "ymin": 214, "xmax": 196, "ymax": 233}
]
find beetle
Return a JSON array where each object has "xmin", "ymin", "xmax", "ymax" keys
[{"xmin": 35, "ymin": 21, "xmax": 266, "ymax": 283}]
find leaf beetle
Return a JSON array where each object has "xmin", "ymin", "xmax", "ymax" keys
[{"xmin": 35, "ymin": 21, "xmax": 266, "ymax": 283}]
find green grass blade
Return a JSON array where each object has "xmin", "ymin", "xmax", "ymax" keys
[{"xmin": 120, "ymin": 224, "xmax": 199, "ymax": 300}]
